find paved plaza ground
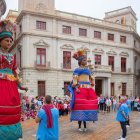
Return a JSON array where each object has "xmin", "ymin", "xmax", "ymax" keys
[{"xmin": 22, "ymin": 111, "xmax": 140, "ymax": 140}]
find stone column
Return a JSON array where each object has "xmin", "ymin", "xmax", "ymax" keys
[
  {"xmin": 104, "ymin": 77, "xmax": 111, "ymax": 97},
  {"xmin": 107, "ymin": 78, "xmax": 111, "ymax": 97}
]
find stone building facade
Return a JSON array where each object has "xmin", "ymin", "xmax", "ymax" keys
[
  {"xmin": 0, "ymin": 0, "xmax": 6, "ymax": 19},
  {"xmin": 6, "ymin": 10, "xmax": 18, "ymax": 23},
  {"xmin": 10, "ymin": 0, "xmax": 140, "ymax": 97}
]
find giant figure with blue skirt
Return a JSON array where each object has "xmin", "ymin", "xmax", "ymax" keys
[{"xmin": 68, "ymin": 49, "xmax": 98, "ymax": 122}]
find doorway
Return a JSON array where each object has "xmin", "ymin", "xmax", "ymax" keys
[
  {"xmin": 63, "ymin": 81, "xmax": 70, "ymax": 96},
  {"xmin": 95, "ymin": 79, "xmax": 102, "ymax": 96},
  {"xmin": 122, "ymin": 83, "xmax": 126, "ymax": 95},
  {"xmin": 38, "ymin": 81, "xmax": 45, "ymax": 96}
]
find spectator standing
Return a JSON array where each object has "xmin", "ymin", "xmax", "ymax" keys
[
  {"xmin": 26, "ymin": 96, "xmax": 30, "ymax": 110},
  {"xmin": 130, "ymin": 96, "xmax": 134, "ymax": 111},
  {"xmin": 58, "ymin": 102, "xmax": 64, "ymax": 116},
  {"xmin": 37, "ymin": 98, "xmax": 43, "ymax": 109},
  {"xmin": 103, "ymin": 97, "xmax": 107, "ymax": 113},
  {"xmin": 63, "ymin": 102, "xmax": 68, "ymax": 115},
  {"xmin": 106, "ymin": 97, "xmax": 112, "ymax": 113},
  {"xmin": 35, "ymin": 95, "xmax": 59, "ymax": 140},
  {"xmin": 99, "ymin": 95, "xmax": 105, "ymax": 113},
  {"xmin": 112, "ymin": 96, "xmax": 117, "ymax": 112},
  {"xmin": 137, "ymin": 97, "xmax": 140, "ymax": 113},
  {"xmin": 31, "ymin": 97, "xmax": 35, "ymax": 111},
  {"xmin": 125, "ymin": 95, "xmax": 131, "ymax": 127},
  {"xmin": 116, "ymin": 96, "xmax": 129, "ymax": 140},
  {"xmin": 134, "ymin": 96, "xmax": 139, "ymax": 110}
]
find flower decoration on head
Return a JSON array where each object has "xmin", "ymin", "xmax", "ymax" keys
[
  {"xmin": 0, "ymin": 20, "xmax": 16, "ymax": 33},
  {"xmin": 0, "ymin": 20, "xmax": 16, "ymax": 40},
  {"xmin": 73, "ymin": 49, "xmax": 87, "ymax": 62}
]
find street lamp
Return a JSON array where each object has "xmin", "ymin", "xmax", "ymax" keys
[{"xmin": 87, "ymin": 58, "xmax": 95, "ymax": 75}]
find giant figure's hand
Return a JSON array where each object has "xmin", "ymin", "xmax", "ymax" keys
[
  {"xmin": 20, "ymin": 86, "xmax": 28, "ymax": 92},
  {"xmin": 76, "ymin": 88, "xmax": 80, "ymax": 93}
]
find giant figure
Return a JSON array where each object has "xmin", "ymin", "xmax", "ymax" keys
[
  {"xmin": 69, "ymin": 49, "xmax": 98, "ymax": 121},
  {"xmin": 0, "ymin": 20, "xmax": 28, "ymax": 140}
]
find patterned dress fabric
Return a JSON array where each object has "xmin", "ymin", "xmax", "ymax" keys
[
  {"xmin": 69, "ymin": 68, "xmax": 98, "ymax": 121},
  {"xmin": 0, "ymin": 51, "xmax": 22, "ymax": 140}
]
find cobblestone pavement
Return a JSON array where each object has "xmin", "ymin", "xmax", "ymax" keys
[{"xmin": 21, "ymin": 111, "xmax": 140, "ymax": 140}]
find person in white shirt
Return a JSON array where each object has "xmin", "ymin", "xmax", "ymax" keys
[
  {"xmin": 63, "ymin": 102, "xmax": 68, "ymax": 115},
  {"xmin": 112, "ymin": 97, "xmax": 117, "ymax": 112},
  {"xmin": 106, "ymin": 97, "xmax": 112, "ymax": 113}
]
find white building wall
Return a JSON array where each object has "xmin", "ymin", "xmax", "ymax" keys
[{"xmin": 14, "ymin": 2, "xmax": 140, "ymax": 97}]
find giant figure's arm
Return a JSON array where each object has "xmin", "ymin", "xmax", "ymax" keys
[{"xmin": 12, "ymin": 56, "xmax": 28, "ymax": 91}]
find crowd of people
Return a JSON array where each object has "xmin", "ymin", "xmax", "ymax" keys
[
  {"xmin": 97, "ymin": 95, "xmax": 140, "ymax": 140},
  {"xmin": 98, "ymin": 95, "xmax": 140, "ymax": 113},
  {"xmin": 20, "ymin": 94, "xmax": 140, "ymax": 139},
  {"xmin": 30, "ymin": 94, "xmax": 139, "ymax": 140},
  {"xmin": 20, "ymin": 95, "xmax": 71, "ymax": 121},
  {"xmin": 20, "ymin": 94, "xmax": 140, "ymax": 122}
]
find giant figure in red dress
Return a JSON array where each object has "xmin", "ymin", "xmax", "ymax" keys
[
  {"xmin": 0, "ymin": 20, "xmax": 28, "ymax": 140},
  {"xmin": 69, "ymin": 49, "xmax": 98, "ymax": 121}
]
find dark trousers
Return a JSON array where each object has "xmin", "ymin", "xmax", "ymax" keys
[
  {"xmin": 99, "ymin": 103, "xmax": 104, "ymax": 111},
  {"xmin": 120, "ymin": 121, "xmax": 127, "ymax": 138},
  {"xmin": 126, "ymin": 115, "xmax": 130, "ymax": 126},
  {"xmin": 104, "ymin": 104, "xmax": 106, "ymax": 112},
  {"xmin": 106, "ymin": 106, "xmax": 110, "ymax": 112},
  {"xmin": 78, "ymin": 121, "xmax": 86, "ymax": 128}
]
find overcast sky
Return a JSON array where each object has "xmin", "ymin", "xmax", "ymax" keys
[{"xmin": 4, "ymin": 0, "xmax": 140, "ymax": 34}]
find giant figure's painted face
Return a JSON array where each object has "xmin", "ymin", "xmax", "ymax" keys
[{"xmin": 0, "ymin": 37, "xmax": 13, "ymax": 51}]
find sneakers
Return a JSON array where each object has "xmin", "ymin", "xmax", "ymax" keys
[
  {"xmin": 126, "ymin": 125, "xmax": 130, "ymax": 128},
  {"xmin": 78, "ymin": 128, "xmax": 83, "ymax": 132},
  {"xmin": 78, "ymin": 128, "xmax": 87, "ymax": 132},
  {"xmin": 118, "ymin": 137, "xmax": 126, "ymax": 140},
  {"xmin": 83, "ymin": 128, "xmax": 87, "ymax": 132}
]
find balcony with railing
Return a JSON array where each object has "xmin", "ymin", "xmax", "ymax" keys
[
  {"xmin": 94, "ymin": 65, "xmax": 112, "ymax": 73},
  {"xmin": 35, "ymin": 61, "xmax": 50, "ymax": 70},
  {"xmin": 113, "ymin": 67, "xmax": 133, "ymax": 74},
  {"xmin": 60, "ymin": 61, "xmax": 134, "ymax": 75},
  {"xmin": 60, "ymin": 63, "xmax": 77, "ymax": 71}
]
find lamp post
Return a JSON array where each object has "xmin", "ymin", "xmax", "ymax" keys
[
  {"xmin": 87, "ymin": 58, "xmax": 96, "ymax": 87},
  {"xmin": 87, "ymin": 58, "xmax": 95, "ymax": 75},
  {"xmin": 87, "ymin": 58, "xmax": 99, "ymax": 95}
]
